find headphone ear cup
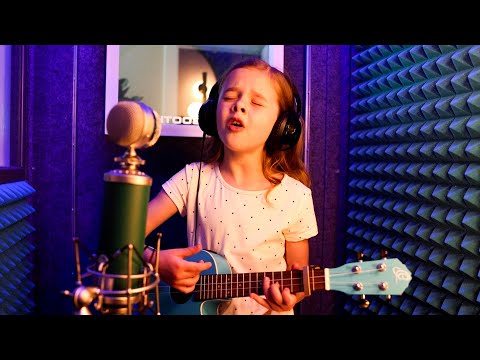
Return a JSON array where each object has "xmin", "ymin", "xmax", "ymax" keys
[
  {"xmin": 198, "ymin": 98, "xmax": 218, "ymax": 137},
  {"xmin": 267, "ymin": 112, "xmax": 302, "ymax": 151},
  {"xmin": 284, "ymin": 113, "xmax": 302, "ymax": 148}
]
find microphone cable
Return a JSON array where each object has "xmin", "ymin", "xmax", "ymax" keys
[{"xmin": 194, "ymin": 132, "xmax": 207, "ymax": 246}]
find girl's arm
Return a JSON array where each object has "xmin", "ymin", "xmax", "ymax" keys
[
  {"xmin": 285, "ymin": 238, "xmax": 309, "ymax": 271},
  {"xmin": 143, "ymin": 188, "xmax": 212, "ymax": 293},
  {"xmin": 145, "ymin": 188, "xmax": 178, "ymax": 237}
]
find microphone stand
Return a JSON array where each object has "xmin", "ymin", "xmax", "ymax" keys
[{"xmin": 64, "ymin": 236, "xmax": 161, "ymax": 315}]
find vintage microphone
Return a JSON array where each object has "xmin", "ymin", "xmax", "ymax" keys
[
  {"xmin": 64, "ymin": 101, "xmax": 162, "ymax": 315},
  {"xmin": 98, "ymin": 101, "xmax": 161, "ymax": 314}
]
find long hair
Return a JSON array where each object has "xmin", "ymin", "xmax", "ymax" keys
[{"xmin": 203, "ymin": 58, "xmax": 311, "ymax": 193}]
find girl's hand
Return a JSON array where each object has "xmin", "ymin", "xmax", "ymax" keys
[
  {"xmin": 147, "ymin": 244, "xmax": 212, "ymax": 294},
  {"xmin": 249, "ymin": 263, "xmax": 305, "ymax": 312}
]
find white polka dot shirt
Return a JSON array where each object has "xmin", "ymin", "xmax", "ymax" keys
[{"xmin": 162, "ymin": 162, "xmax": 319, "ymax": 314}]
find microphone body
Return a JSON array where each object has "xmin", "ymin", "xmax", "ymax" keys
[{"xmin": 98, "ymin": 171, "xmax": 151, "ymax": 289}]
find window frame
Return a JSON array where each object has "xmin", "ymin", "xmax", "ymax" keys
[{"xmin": 0, "ymin": 45, "xmax": 26, "ymax": 184}]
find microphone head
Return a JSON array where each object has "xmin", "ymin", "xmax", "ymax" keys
[{"xmin": 106, "ymin": 101, "xmax": 161, "ymax": 148}]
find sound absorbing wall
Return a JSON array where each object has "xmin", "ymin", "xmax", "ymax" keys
[
  {"xmin": 344, "ymin": 45, "xmax": 480, "ymax": 315},
  {"xmin": 0, "ymin": 181, "xmax": 36, "ymax": 314}
]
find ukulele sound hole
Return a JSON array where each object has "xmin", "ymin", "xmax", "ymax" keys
[{"xmin": 170, "ymin": 287, "xmax": 192, "ymax": 304}]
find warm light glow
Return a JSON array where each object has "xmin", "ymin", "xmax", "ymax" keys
[
  {"xmin": 187, "ymin": 101, "xmax": 202, "ymax": 120},
  {"xmin": 192, "ymin": 80, "xmax": 204, "ymax": 100}
]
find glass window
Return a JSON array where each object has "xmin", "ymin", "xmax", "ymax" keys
[
  {"xmin": 0, "ymin": 45, "xmax": 12, "ymax": 167},
  {"xmin": 0, "ymin": 45, "xmax": 25, "ymax": 184}
]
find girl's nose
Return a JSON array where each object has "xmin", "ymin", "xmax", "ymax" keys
[{"xmin": 233, "ymin": 103, "xmax": 246, "ymax": 113}]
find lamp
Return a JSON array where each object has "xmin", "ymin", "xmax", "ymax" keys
[{"xmin": 187, "ymin": 72, "xmax": 208, "ymax": 120}]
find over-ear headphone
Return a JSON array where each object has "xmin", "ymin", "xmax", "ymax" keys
[
  {"xmin": 198, "ymin": 81, "xmax": 302, "ymax": 151},
  {"xmin": 198, "ymin": 82, "xmax": 220, "ymax": 138}
]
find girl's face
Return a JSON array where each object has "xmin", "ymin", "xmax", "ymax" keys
[{"xmin": 216, "ymin": 67, "xmax": 280, "ymax": 155}]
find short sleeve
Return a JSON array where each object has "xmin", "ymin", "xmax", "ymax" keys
[
  {"xmin": 284, "ymin": 187, "xmax": 318, "ymax": 242},
  {"xmin": 161, "ymin": 163, "xmax": 198, "ymax": 217}
]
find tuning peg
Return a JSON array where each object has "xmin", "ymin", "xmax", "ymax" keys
[
  {"xmin": 381, "ymin": 249, "xmax": 388, "ymax": 258},
  {"xmin": 359, "ymin": 294, "xmax": 370, "ymax": 309},
  {"xmin": 385, "ymin": 294, "xmax": 392, "ymax": 302},
  {"xmin": 356, "ymin": 252, "xmax": 364, "ymax": 262}
]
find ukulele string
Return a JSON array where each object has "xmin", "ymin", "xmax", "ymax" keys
[
  {"xmin": 179, "ymin": 266, "xmax": 389, "ymax": 295},
  {"xmin": 170, "ymin": 274, "xmax": 324, "ymax": 295}
]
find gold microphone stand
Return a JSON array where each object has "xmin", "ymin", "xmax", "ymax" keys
[{"xmin": 63, "ymin": 235, "xmax": 161, "ymax": 315}]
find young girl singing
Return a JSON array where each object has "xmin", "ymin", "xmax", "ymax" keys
[{"xmin": 144, "ymin": 57, "xmax": 318, "ymax": 315}]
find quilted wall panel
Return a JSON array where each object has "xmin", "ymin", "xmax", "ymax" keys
[{"xmin": 0, "ymin": 181, "xmax": 36, "ymax": 314}]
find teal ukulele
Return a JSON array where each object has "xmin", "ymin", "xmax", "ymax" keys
[{"xmin": 155, "ymin": 250, "xmax": 412, "ymax": 315}]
